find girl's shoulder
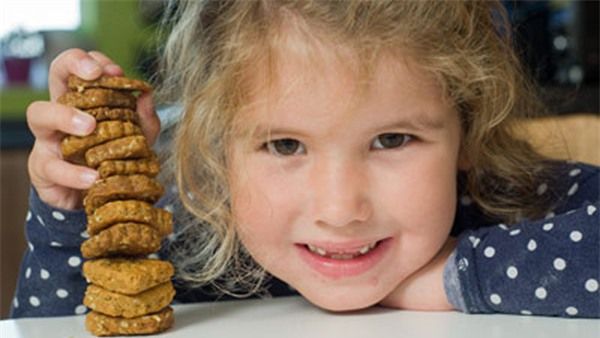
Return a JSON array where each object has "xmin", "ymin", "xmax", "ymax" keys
[{"xmin": 452, "ymin": 160, "xmax": 599, "ymax": 234}]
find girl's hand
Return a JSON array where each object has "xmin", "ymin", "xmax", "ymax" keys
[
  {"xmin": 26, "ymin": 48, "xmax": 160, "ymax": 210},
  {"xmin": 379, "ymin": 237, "xmax": 457, "ymax": 311}
]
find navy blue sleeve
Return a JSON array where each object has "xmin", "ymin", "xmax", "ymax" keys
[
  {"xmin": 10, "ymin": 188, "xmax": 89, "ymax": 318},
  {"xmin": 445, "ymin": 162, "xmax": 599, "ymax": 318}
]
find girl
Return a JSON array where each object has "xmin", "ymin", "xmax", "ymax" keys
[{"xmin": 14, "ymin": 0, "xmax": 599, "ymax": 319}]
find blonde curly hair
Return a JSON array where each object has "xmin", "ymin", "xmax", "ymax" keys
[{"xmin": 155, "ymin": 0, "xmax": 555, "ymax": 296}]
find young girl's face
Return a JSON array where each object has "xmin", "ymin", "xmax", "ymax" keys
[{"xmin": 229, "ymin": 41, "xmax": 463, "ymax": 311}]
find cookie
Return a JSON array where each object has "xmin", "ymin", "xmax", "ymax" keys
[
  {"xmin": 85, "ymin": 307, "xmax": 173, "ymax": 337},
  {"xmin": 61, "ymin": 121, "xmax": 142, "ymax": 162},
  {"xmin": 97, "ymin": 155, "xmax": 160, "ymax": 178},
  {"xmin": 83, "ymin": 174, "xmax": 164, "ymax": 215},
  {"xmin": 88, "ymin": 200, "xmax": 173, "ymax": 236},
  {"xmin": 82, "ymin": 107, "xmax": 139, "ymax": 124},
  {"xmin": 83, "ymin": 258, "xmax": 174, "ymax": 295},
  {"xmin": 84, "ymin": 282, "xmax": 175, "ymax": 318},
  {"xmin": 80, "ymin": 222, "xmax": 161, "ymax": 259},
  {"xmin": 68, "ymin": 75, "xmax": 152, "ymax": 93},
  {"xmin": 85, "ymin": 135, "xmax": 151, "ymax": 168},
  {"xmin": 57, "ymin": 88, "xmax": 137, "ymax": 109}
]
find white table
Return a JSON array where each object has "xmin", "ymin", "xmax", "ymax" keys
[{"xmin": 1, "ymin": 296, "xmax": 598, "ymax": 338}]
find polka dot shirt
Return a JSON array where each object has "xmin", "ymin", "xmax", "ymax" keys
[
  {"xmin": 9, "ymin": 161, "xmax": 599, "ymax": 318},
  {"xmin": 445, "ymin": 162, "xmax": 599, "ymax": 318}
]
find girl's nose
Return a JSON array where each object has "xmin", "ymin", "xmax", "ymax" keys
[{"xmin": 310, "ymin": 158, "xmax": 373, "ymax": 228}]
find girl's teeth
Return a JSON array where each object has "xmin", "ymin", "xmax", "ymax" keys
[{"xmin": 306, "ymin": 242, "xmax": 378, "ymax": 259}]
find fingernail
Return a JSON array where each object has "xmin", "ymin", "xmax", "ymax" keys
[
  {"xmin": 79, "ymin": 58, "xmax": 99, "ymax": 76},
  {"xmin": 72, "ymin": 111, "xmax": 95, "ymax": 135},
  {"xmin": 80, "ymin": 170, "xmax": 98, "ymax": 186}
]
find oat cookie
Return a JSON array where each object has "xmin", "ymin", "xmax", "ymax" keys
[
  {"xmin": 68, "ymin": 75, "xmax": 152, "ymax": 93},
  {"xmin": 57, "ymin": 88, "xmax": 137, "ymax": 109},
  {"xmin": 88, "ymin": 200, "xmax": 173, "ymax": 236},
  {"xmin": 83, "ymin": 174, "xmax": 164, "ymax": 215},
  {"xmin": 97, "ymin": 155, "xmax": 160, "ymax": 178},
  {"xmin": 85, "ymin": 306, "xmax": 173, "ymax": 337},
  {"xmin": 83, "ymin": 258, "xmax": 174, "ymax": 295},
  {"xmin": 61, "ymin": 121, "xmax": 142, "ymax": 162},
  {"xmin": 85, "ymin": 135, "xmax": 151, "ymax": 168},
  {"xmin": 84, "ymin": 282, "xmax": 175, "ymax": 318},
  {"xmin": 80, "ymin": 222, "xmax": 161, "ymax": 259},
  {"xmin": 83, "ymin": 107, "xmax": 139, "ymax": 124}
]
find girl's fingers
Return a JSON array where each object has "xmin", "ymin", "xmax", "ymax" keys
[
  {"xmin": 88, "ymin": 51, "xmax": 124, "ymax": 76},
  {"xmin": 49, "ymin": 48, "xmax": 103, "ymax": 101},
  {"xmin": 27, "ymin": 101, "xmax": 96, "ymax": 141},
  {"xmin": 40, "ymin": 154, "xmax": 99, "ymax": 190},
  {"xmin": 137, "ymin": 92, "xmax": 161, "ymax": 145}
]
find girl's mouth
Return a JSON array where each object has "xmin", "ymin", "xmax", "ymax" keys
[{"xmin": 295, "ymin": 238, "xmax": 392, "ymax": 279}]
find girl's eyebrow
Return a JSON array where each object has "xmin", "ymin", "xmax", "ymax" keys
[{"xmin": 373, "ymin": 113, "xmax": 447, "ymax": 133}]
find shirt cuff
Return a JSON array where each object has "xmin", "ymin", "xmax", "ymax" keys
[
  {"xmin": 28, "ymin": 186, "xmax": 87, "ymax": 235},
  {"xmin": 443, "ymin": 249, "xmax": 468, "ymax": 312}
]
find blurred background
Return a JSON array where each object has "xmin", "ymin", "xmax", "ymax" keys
[{"xmin": 0, "ymin": 0, "xmax": 598, "ymax": 319}]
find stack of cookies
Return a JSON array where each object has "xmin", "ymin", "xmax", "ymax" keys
[{"xmin": 58, "ymin": 75, "xmax": 175, "ymax": 336}]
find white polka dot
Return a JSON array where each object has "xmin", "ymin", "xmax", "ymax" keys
[
  {"xmin": 40, "ymin": 268, "xmax": 50, "ymax": 279},
  {"xmin": 75, "ymin": 305, "xmax": 87, "ymax": 315},
  {"xmin": 520, "ymin": 310, "xmax": 532, "ymax": 315},
  {"xmin": 29, "ymin": 296, "xmax": 40, "ymax": 307},
  {"xmin": 506, "ymin": 266, "xmax": 518, "ymax": 279},
  {"xmin": 26, "ymin": 211, "xmax": 32, "ymax": 221},
  {"xmin": 565, "ymin": 306, "xmax": 578, "ymax": 316},
  {"xmin": 536, "ymin": 183, "xmax": 548, "ymax": 195},
  {"xmin": 509, "ymin": 229, "xmax": 521, "ymax": 236},
  {"xmin": 164, "ymin": 204, "xmax": 174, "ymax": 213},
  {"xmin": 585, "ymin": 279, "xmax": 599, "ymax": 292},
  {"xmin": 490, "ymin": 294, "xmax": 502, "ymax": 305},
  {"xmin": 569, "ymin": 168, "xmax": 581, "ymax": 177},
  {"xmin": 570, "ymin": 231, "xmax": 583, "ymax": 242},
  {"xmin": 28, "ymin": 242, "xmax": 34, "ymax": 252},
  {"xmin": 527, "ymin": 239, "xmax": 537, "ymax": 251},
  {"xmin": 544, "ymin": 211, "xmax": 555, "ymax": 219},
  {"xmin": 498, "ymin": 224, "xmax": 509, "ymax": 231},
  {"xmin": 56, "ymin": 289, "xmax": 69, "ymax": 298},
  {"xmin": 483, "ymin": 246, "xmax": 496, "ymax": 258},
  {"xmin": 460, "ymin": 195, "xmax": 472, "ymax": 206},
  {"xmin": 52, "ymin": 211, "xmax": 65, "ymax": 221},
  {"xmin": 80, "ymin": 231, "xmax": 90, "ymax": 239},
  {"xmin": 50, "ymin": 241, "xmax": 62, "ymax": 247},
  {"xmin": 535, "ymin": 287, "xmax": 547, "ymax": 300},
  {"xmin": 167, "ymin": 233, "xmax": 177, "ymax": 242},
  {"xmin": 553, "ymin": 258, "xmax": 567, "ymax": 271},
  {"xmin": 25, "ymin": 267, "xmax": 31, "ymax": 279},
  {"xmin": 68, "ymin": 256, "xmax": 82, "ymax": 267},
  {"xmin": 542, "ymin": 223, "xmax": 554, "ymax": 231},
  {"xmin": 458, "ymin": 257, "xmax": 469, "ymax": 271},
  {"xmin": 147, "ymin": 253, "xmax": 159, "ymax": 260},
  {"xmin": 13, "ymin": 297, "xmax": 19, "ymax": 308},
  {"xmin": 567, "ymin": 183, "xmax": 579, "ymax": 196},
  {"xmin": 587, "ymin": 205, "xmax": 597, "ymax": 216},
  {"xmin": 36, "ymin": 215, "xmax": 45, "ymax": 226}
]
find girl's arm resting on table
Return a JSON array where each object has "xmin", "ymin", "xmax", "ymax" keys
[
  {"xmin": 10, "ymin": 187, "xmax": 88, "ymax": 318},
  {"xmin": 445, "ymin": 164, "xmax": 599, "ymax": 318}
]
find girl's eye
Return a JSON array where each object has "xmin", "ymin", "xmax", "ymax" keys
[
  {"xmin": 371, "ymin": 133, "xmax": 412, "ymax": 150},
  {"xmin": 265, "ymin": 138, "xmax": 305, "ymax": 156}
]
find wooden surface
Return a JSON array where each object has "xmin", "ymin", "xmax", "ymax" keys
[{"xmin": 0, "ymin": 150, "xmax": 29, "ymax": 319}]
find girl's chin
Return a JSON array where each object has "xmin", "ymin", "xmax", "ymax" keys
[{"xmin": 295, "ymin": 285, "xmax": 387, "ymax": 312}]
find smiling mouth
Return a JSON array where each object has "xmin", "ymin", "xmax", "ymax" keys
[{"xmin": 304, "ymin": 241, "xmax": 381, "ymax": 260}]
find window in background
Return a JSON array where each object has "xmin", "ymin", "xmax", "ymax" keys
[{"xmin": 0, "ymin": 0, "xmax": 81, "ymax": 88}]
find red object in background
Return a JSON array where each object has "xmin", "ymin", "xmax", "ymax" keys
[{"xmin": 3, "ymin": 57, "xmax": 32, "ymax": 85}]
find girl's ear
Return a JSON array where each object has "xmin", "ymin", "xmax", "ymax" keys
[{"xmin": 457, "ymin": 148, "xmax": 471, "ymax": 171}]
